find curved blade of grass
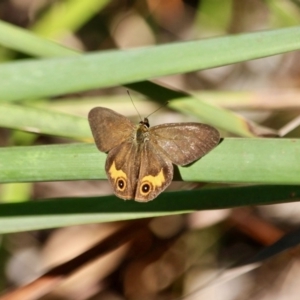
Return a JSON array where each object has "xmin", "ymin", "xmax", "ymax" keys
[
  {"xmin": 171, "ymin": 98, "xmax": 277, "ymax": 137},
  {"xmin": 190, "ymin": 90, "xmax": 300, "ymax": 110},
  {"xmin": 34, "ymin": 95, "xmax": 159, "ymax": 117},
  {"xmin": 0, "ymin": 104, "xmax": 91, "ymax": 141},
  {"xmin": 0, "ymin": 20, "xmax": 78, "ymax": 58},
  {"xmin": 1, "ymin": 26, "xmax": 300, "ymax": 102},
  {"xmin": 0, "ymin": 183, "xmax": 32, "ymax": 203},
  {"xmin": 0, "ymin": 139, "xmax": 299, "ymax": 184},
  {"xmin": 126, "ymin": 82, "xmax": 275, "ymax": 137},
  {"xmin": 0, "ymin": 185, "xmax": 299, "ymax": 233},
  {"xmin": 31, "ymin": 0, "xmax": 110, "ymax": 39},
  {"xmin": 196, "ymin": 0, "xmax": 233, "ymax": 33},
  {"xmin": 267, "ymin": 0, "xmax": 300, "ymax": 27}
]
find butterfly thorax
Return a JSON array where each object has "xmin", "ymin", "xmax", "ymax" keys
[{"xmin": 135, "ymin": 118, "xmax": 150, "ymax": 144}]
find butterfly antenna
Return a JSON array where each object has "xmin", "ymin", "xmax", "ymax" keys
[
  {"xmin": 146, "ymin": 101, "xmax": 169, "ymax": 119},
  {"xmin": 127, "ymin": 90, "xmax": 142, "ymax": 121}
]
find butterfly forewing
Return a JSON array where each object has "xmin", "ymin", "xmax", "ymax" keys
[
  {"xmin": 149, "ymin": 123, "xmax": 220, "ymax": 166},
  {"xmin": 88, "ymin": 107, "xmax": 134, "ymax": 152}
]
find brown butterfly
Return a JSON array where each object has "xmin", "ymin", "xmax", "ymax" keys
[{"xmin": 88, "ymin": 107, "xmax": 220, "ymax": 202}]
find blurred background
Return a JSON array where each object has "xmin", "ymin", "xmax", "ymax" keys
[{"xmin": 1, "ymin": 0, "xmax": 300, "ymax": 299}]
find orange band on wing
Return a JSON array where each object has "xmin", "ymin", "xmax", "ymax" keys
[
  {"xmin": 108, "ymin": 161, "xmax": 127, "ymax": 181},
  {"xmin": 141, "ymin": 169, "xmax": 165, "ymax": 187}
]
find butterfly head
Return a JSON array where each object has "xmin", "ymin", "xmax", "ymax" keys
[{"xmin": 139, "ymin": 118, "xmax": 150, "ymax": 128}]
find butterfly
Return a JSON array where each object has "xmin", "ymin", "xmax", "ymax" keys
[{"xmin": 88, "ymin": 107, "xmax": 220, "ymax": 202}]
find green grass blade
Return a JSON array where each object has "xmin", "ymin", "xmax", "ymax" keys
[
  {"xmin": 0, "ymin": 98, "xmax": 262, "ymax": 139},
  {"xmin": 0, "ymin": 139, "xmax": 299, "ymax": 184},
  {"xmin": 1, "ymin": 26, "xmax": 300, "ymax": 102},
  {"xmin": 0, "ymin": 104, "xmax": 91, "ymax": 140},
  {"xmin": 0, "ymin": 185, "xmax": 299, "ymax": 233},
  {"xmin": 0, "ymin": 20, "xmax": 78, "ymax": 57},
  {"xmin": 31, "ymin": 0, "xmax": 110, "ymax": 39},
  {"xmin": 0, "ymin": 183, "xmax": 32, "ymax": 203},
  {"xmin": 126, "ymin": 82, "xmax": 273, "ymax": 137},
  {"xmin": 170, "ymin": 97, "xmax": 264, "ymax": 137}
]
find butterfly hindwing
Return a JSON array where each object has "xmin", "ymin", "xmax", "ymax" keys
[
  {"xmin": 105, "ymin": 141, "xmax": 140, "ymax": 200},
  {"xmin": 135, "ymin": 142, "xmax": 173, "ymax": 202}
]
